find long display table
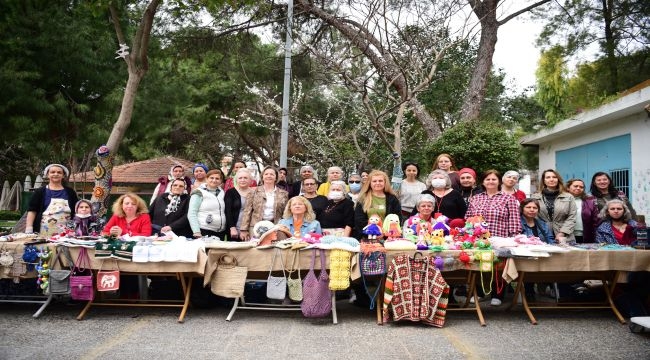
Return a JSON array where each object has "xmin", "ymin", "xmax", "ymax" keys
[{"xmin": 504, "ymin": 249, "xmax": 650, "ymax": 324}]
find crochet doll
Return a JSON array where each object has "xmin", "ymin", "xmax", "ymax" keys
[
  {"xmin": 382, "ymin": 214, "xmax": 402, "ymax": 240},
  {"xmin": 363, "ymin": 214, "xmax": 383, "ymax": 240},
  {"xmin": 73, "ymin": 199, "xmax": 98, "ymax": 236}
]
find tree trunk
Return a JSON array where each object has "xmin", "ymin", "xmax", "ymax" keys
[
  {"xmin": 601, "ymin": 0, "xmax": 618, "ymax": 94},
  {"xmin": 462, "ymin": 0, "xmax": 500, "ymax": 122}
]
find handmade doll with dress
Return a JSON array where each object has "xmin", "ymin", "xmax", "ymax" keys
[{"xmin": 363, "ymin": 214, "xmax": 383, "ymax": 240}]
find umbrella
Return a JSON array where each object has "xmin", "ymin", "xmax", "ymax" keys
[
  {"xmin": 23, "ymin": 175, "xmax": 32, "ymax": 191},
  {"xmin": 0, "ymin": 180, "xmax": 9, "ymax": 210}
]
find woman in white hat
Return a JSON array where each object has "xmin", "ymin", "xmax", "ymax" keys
[{"xmin": 25, "ymin": 163, "xmax": 79, "ymax": 237}]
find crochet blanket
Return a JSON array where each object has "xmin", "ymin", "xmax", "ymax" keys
[{"xmin": 382, "ymin": 254, "xmax": 449, "ymax": 327}]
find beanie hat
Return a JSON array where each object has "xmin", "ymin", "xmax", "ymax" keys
[
  {"xmin": 458, "ymin": 168, "xmax": 476, "ymax": 180},
  {"xmin": 502, "ymin": 170, "xmax": 520, "ymax": 181}
]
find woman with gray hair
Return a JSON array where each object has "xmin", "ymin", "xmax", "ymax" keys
[
  {"xmin": 317, "ymin": 166, "xmax": 348, "ymax": 196},
  {"xmin": 319, "ymin": 180, "xmax": 355, "ymax": 236},
  {"xmin": 289, "ymin": 165, "xmax": 318, "ymax": 198},
  {"xmin": 501, "ymin": 170, "xmax": 526, "ymax": 203},
  {"xmin": 595, "ymin": 199, "xmax": 638, "ymax": 245},
  {"xmin": 403, "ymin": 194, "xmax": 437, "ymax": 233},
  {"xmin": 414, "ymin": 170, "xmax": 466, "ymax": 219}
]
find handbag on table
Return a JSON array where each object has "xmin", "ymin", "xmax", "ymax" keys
[
  {"xmin": 48, "ymin": 246, "xmax": 75, "ymax": 295},
  {"xmin": 287, "ymin": 249, "xmax": 303, "ymax": 302},
  {"xmin": 266, "ymin": 248, "xmax": 287, "ymax": 300},
  {"xmin": 301, "ymin": 249, "xmax": 332, "ymax": 318},
  {"xmin": 70, "ymin": 247, "xmax": 94, "ymax": 301},
  {"xmin": 96, "ymin": 259, "xmax": 120, "ymax": 292},
  {"xmin": 211, "ymin": 254, "xmax": 248, "ymax": 298}
]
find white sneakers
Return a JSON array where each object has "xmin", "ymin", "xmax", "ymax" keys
[{"xmin": 490, "ymin": 298, "xmax": 502, "ymax": 306}]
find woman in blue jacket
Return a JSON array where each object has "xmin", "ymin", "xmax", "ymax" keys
[{"xmin": 520, "ymin": 198, "xmax": 555, "ymax": 244}]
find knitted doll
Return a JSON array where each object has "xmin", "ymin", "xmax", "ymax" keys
[
  {"xmin": 382, "ymin": 214, "xmax": 402, "ymax": 240},
  {"xmin": 73, "ymin": 199, "xmax": 97, "ymax": 236},
  {"xmin": 363, "ymin": 214, "xmax": 383, "ymax": 240}
]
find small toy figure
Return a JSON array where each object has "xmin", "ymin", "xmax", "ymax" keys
[
  {"xmin": 363, "ymin": 214, "xmax": 383, "ymax": 240},
  {"xmin": 382, "ymin": 214, "xmax": 402, "ymax": 240}
]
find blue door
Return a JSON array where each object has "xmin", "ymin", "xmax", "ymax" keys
[{"xmin": 556, "ymin": 134, "xmax": 631, "ymax": 198}]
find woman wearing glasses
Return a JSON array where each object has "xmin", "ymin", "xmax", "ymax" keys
[
  {"xmin": 347, "ymin": 173, "xmax": 363, "ymax": 204},
  {"xmin": 301, "ymin": 177, "xmax": 328, "ymax": 222}
]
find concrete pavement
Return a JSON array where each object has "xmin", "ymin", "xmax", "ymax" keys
[{"xmin": 1, "ymin": 297, "xmax": 648, "ymax": 360}]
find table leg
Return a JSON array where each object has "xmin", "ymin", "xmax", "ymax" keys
[
  {"xmin": 177, "ymin": 274, "xmax": 192, "ymax": 323},
  {"xmin": 226, "ymin": 297, "xmax": 240, "ymax": 321},
  {"xmin": 602, "ymin": 272, "xmax": 626, "ymax": 325},
  {"xmin": 76, "ymin": 298, "xmax": 95, "ymax": 321},
  {"xmin": 31, "ymin": 294, "xmax": 53, "ymax": 318},
  {"xmin": 516, "ymin": 272, "xmax": 537, "ymax": 325},
  {"xmin": 467, "ymin": 273, "xmax": 486, "ymax": 326},
  {"xmin": 331, "ymin": 292, "xmax": 338, "ymax": 325}
]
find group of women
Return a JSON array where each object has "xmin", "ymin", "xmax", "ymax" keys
[{"xmin": 25, "ymin": 159, "xmax": 640, "ymax": 248}]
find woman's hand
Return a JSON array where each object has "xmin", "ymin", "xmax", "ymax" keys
[
  {"xmin": 230, "ymin": 227, "xmax": 239, "ymax": 239},
  {"xmin": 160, "ymin": 226, "xmax": 172, "ymax": 233},
  {"xmin": 240, "ymin": 230, "xmax": 249, "ymax": 241},
  {"xmin": 109, "ymin": 226, "xmax": 122, "ymax": 237},
  {"xmin": 193, "ymin": 232, "xmax": 202, "ymax": 239}
]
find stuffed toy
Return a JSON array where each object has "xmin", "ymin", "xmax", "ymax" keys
[
  {"xmin": 382, "ymin": 214, "xmax": 402, "ymax": 240},
  {"xmin": 362, "ymin": 214, "xmax": 383, "ymax": 240},
  {"xmin": 403, "ymin": 227, "xmax": 417, "ymax": 242},
  {"xmin": 430, "ymin": 229, "xmax": 445, "ymax": 245}
]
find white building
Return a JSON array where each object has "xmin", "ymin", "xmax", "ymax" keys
[{"xmin": 520, "ymin": 84, "xmax": 650, "ymax": 216}]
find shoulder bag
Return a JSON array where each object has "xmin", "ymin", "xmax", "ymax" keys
[
  {"xmin": 70, "ymin": 247, "xmax": 94, "ymax": 301},
  {"xmin": 211, "ymin": 254, "xmax": 248, "ymax": 298},
  {"xmin": 96, "ymin": 259, "xmax": 120, "ymax": 292},
  {"xmin": 301, "ymin": 249, "xmax": 332, "ymax": 318},
  {"xmin": 287, "ymin": 249, "xmax": 303, "ymax": 302},
  {"xmin": 48, "ymin": 246, "xmax": 74, "ymax": 295},
  {"xmin": 266, "ymin": 248, "xmax": 287, "ymax": 300}
]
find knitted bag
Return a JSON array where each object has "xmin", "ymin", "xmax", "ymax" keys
[
  {"xmin": 287, "ymin": 250, "xmax": 303, "ymax": 302},
  {"xmin": 266, "ymin": 248, "xmax": 287, "ymax": 300},
  {"xmin": 48, "ymin": 246, "xmax": 74, "ymax": 295},
  {"xmin": 301, "ymin": 249, "xmax": 331, "ymax": 318},
  {"xmin": 328, "ymin": 249, "xmax": 351, "ymax": 291},
  {"xmin": 360, "ymin": 251, "xmax": 386, "ymax": 276},
  {"xmin": 70, "ymin": 248, "xmax": 94, "ymax": 301}
]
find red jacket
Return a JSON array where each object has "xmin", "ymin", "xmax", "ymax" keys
[{"xmin": 102, "ymin": 213, "xmax": 152, "ymax": 236}]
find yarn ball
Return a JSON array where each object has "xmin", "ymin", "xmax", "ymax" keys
[
  {"xmin": 434, "ymin": 256, "xmax": 444, "ymax": 270},
  {"xmin": 459, "ymin": 251, "xmax": 471, "ymax": 265}
]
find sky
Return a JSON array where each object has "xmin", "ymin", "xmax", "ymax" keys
[
  {"xmin": 492, "ymin": 3, "xmax": 545, "ymax": 93},
  {"xmin": 493, "ymin": 17, "xmax": 541, "ymax": 93}
]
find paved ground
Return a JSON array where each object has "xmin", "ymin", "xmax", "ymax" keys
[{"xmin": 1, "ymin": 295, "xmax": 649, "ymax": 360}]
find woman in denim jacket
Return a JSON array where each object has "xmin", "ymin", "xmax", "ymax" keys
[
  {"xmin": 520, "ymin": 198, "xmax": 555, "ymax": 244},
  {"xmin": 278, "ymin": 196, "xmax": 322, "ymax": 238}
]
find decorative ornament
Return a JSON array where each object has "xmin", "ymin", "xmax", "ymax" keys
[
  {"xmin": 434, "ymin": 256, "xmax": 444, "ymax": 270},
  {"xmin": 115, "ymin": 43, "xmax": 130, "ymax": 59}
]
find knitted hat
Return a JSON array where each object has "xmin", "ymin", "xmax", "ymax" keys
[
  {"xmin": 75, "ymin": 199, "xmax": 94, "ymax": 214},
  {"xmin": 503, "ymin": 170, "xmax": 520, "ymax": 180},
  {"xmin": 458, "ymin": 168, "xmax": 476, "ymax": 180},
  {"xmin": 192, "ymin": 163, "xmax": 209, "ymax": 173},
  {"xmin": 258, "ymin": 225, "xmax": 292, "ymax": 246},
  {"xmin": 43, "ymin": 163, "xmax": 70, "ymax": 178},
  {"xmin": 253, "ymin": 221, "xmax": 276, "ymax": 239}
]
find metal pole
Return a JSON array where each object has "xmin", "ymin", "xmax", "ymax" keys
[{"xmin": 279, "ymin": 0, "xmax": 293, "ymax": 168}]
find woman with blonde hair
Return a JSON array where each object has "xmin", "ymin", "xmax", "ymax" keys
[
  {"xmin": 102, "ymin": 193, "xmax": 152, "ymax": 237},
  {"xmin": 278, "ymin": 196, "xmax": 322, "ymax": 238},
  {"xmin": 432, "ymin": 153, "xmax": 460, "ymax": 191},
  {"xmin": 353, "ymin": 170, "xmax": 402, "ymax": 239}
]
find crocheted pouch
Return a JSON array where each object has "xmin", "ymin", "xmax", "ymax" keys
[{"xmin": 328, "ymin": 249, "xmax": 351, "ymax": 291}]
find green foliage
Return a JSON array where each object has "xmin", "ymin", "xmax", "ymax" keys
[
  {"xmin": 535, "ymin": 46, "xmax": 570, "ymax": 125},
  {"xmin": 423, "ymin": 120, "xmax": 521, "ymax": 176},
  {"xmin": 0, "ymin": 211, "xmax": 21, "ymax": 220}
]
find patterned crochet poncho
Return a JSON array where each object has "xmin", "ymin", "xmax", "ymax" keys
[{"xmin": 382, "ymin": 254, "xmax": 450, "ymax": 327}]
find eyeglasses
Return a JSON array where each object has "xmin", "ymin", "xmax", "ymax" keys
[{"xmin": 349, "ymin": 181, "xmax": 361, "ymax": 184}]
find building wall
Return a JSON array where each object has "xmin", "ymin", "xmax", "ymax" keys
[{"xmin": 537, "ymin": 111, "xmax": 650, "ymax": 216}]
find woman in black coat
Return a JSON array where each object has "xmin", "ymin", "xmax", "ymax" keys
[{"xmin": 149, "ymin": 179, "xmax": 192, "ymax": 238}]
